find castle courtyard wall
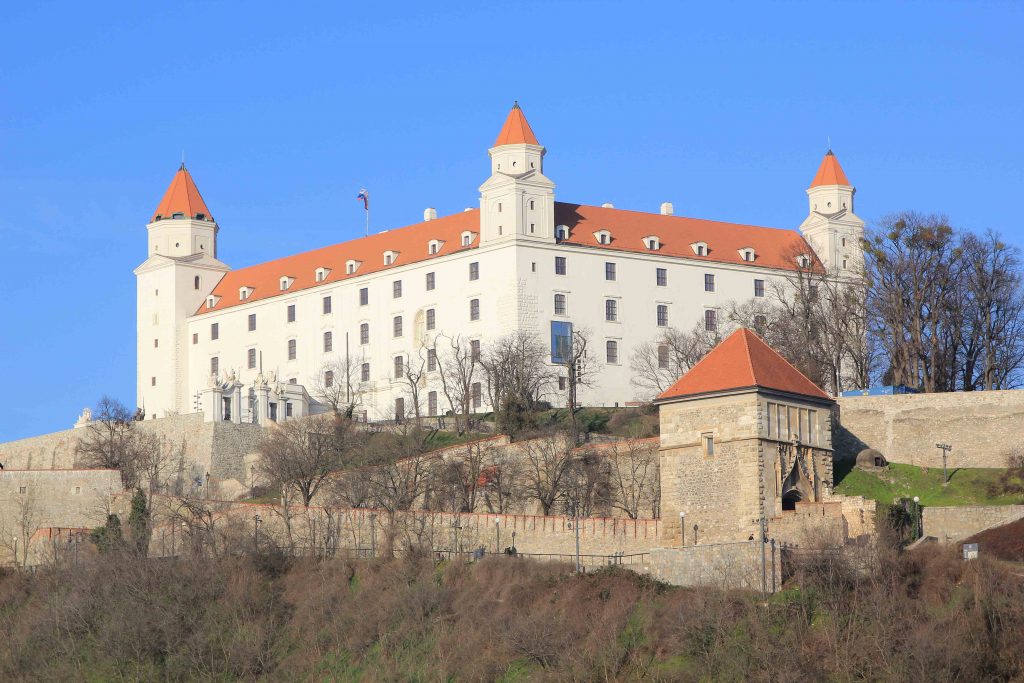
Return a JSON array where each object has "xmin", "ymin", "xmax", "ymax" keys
[
  {"xmin": 922, "ymin": 504, "xmax": 1024, "ymax": 543},
  {"xmin": 835, "ymin": 391, "xmax": 1024, "ymax": 468}
]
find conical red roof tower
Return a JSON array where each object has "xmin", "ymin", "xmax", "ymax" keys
[{"xmin": 151, "ymin": 164, "xmax": 213, "ymax": 222}]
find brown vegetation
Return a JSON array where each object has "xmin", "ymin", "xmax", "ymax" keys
[{"xmin": 1, "ymin": 544, "xmax": 1022, "ymax": 681}]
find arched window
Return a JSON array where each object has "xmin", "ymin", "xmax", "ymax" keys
[{"xmin": 194, "ymin": 275, "xmax": 200, "ymax": 290}]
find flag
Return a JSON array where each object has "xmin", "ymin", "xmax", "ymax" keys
[{"xmin": 357, "ymin": 188, "xmax": 369, "ymax": 210}]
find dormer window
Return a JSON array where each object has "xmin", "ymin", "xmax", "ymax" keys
[
  {"xmin": 796, "ymin": 254, "xmax": 812, "ymax": 268},
  {"xmin": 279, "ymin": 276, "xmax": 294, "ymax": 291},
  {"xmin": 460, "ymin": 231, "xmax": 475, "ymax": 247},
  {"xmin": 195, "ymin": 213, "xmax": 206, "ymax": 221},
  {"xmin": 345, "ymin": 259, "xmax": 361, "ymax": 275},
  {"xmin": 315, "ymin": 267, "xmax": 331, "ymax": 282},
  {"xmin": 643, "ymin": 236, "xmax": 661, "ymax": 251},
  {"xmin": 738, "ymin": 248, "xmax": 756, "ymax": 262},
  {"xmin": 206, "ymin": 295, "xmax": 221, "ymax": 309},
  {"xmin": 172, "ymin": 212, "xmax": 185, "ymax": 219},
  {"xmin": 428, "ymin": 239, "xmax": 445, "ymax": 255},
  {"xmin": 239, "ymin": 286, "xmax": 253, "ymax": 301},
  {"xmin": 555, "ymin": 225, "xmax": 569, "ymax": 241},
  {"xmin": 383, "ymin": 250, "xmax": 398, "ymax": 265},
  {"xmin": 690, "ymin": 241, "xmax": 707, "ymax": 257},
  {"xmin": 593, "ymin": 230, "xmax": 611, "ymax": 245}
]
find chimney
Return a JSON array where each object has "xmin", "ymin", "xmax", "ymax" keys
[
  {"xmin": 660, "ymin": 202, "xmax": 674, "ymax": 216},
  {"xmin": 424, "ymin": 208, "xmax": 437, "ymax": 222},
  {"xmin": 601, "ymin": 202, "xmax": 614, "ymax": 209}
]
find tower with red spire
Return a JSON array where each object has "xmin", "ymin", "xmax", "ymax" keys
[
  {"xmin": 798, "ymin": 150, "xmax": 864, "ymax": 273},
  {"xmin": 134, "ymin": 165, "xmax": 230, "ymax": 418},
  {"xmin": 478, "ymin": 102, "xmax": 556, "ymax": 245}
]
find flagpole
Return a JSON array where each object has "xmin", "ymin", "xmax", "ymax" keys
[{"xmin": 366, "ymin": 206, "xmax": 369, "ymax": 237}]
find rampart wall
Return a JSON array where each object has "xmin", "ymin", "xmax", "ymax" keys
[
  {"xmin": 922, "ymin": 504, "xmax": 1024, "ymax": 543},
  {"xmin": 835, "ymin": 391, "xmax": 1024, "ymax": 468}
]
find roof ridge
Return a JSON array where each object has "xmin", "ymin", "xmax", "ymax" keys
[{"xmin": 741, "ymin": 329, "xmax": 758, "ymax": 385}]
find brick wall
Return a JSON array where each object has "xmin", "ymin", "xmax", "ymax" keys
[
  {"xmin": 640, "ymin": 542, "xmax": 781, "ymax": 592},
  {"xmin": 835, "ymin": 391, "xmax": 1024, "ymax": 468}
]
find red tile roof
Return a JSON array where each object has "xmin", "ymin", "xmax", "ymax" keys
[
  {"xmin": 152, "ymin": 164, "xmax": 214, "ymax": 222},
  {"xmin": 494, "ymin": 102, "xmax": 539, "ymax": 146},
  {"xmin": 809, "ymin": 150, "xmax": 850, "ymax": 188},
  {"xmin": 195, "ymin": 202, "xmax": 820, "ymax": 315},
  {"xmin": 555, "ymin": 203, "xmax": 817, "ymax": 271},
  {"xmin": 656, "ymin": 329, "xmax": 831, "ymax": 402},
  {"xmin": 197, "ymin": 209, "xmax": 480, "ymax": 314}
]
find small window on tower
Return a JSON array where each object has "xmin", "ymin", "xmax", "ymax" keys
[
  {"xmin": 194, "ymin": 276, "xmax": 200, "ymax": 290},
  {"xmin": 702, "ymin": 433, "xmax": 715, "ymax": 457}
]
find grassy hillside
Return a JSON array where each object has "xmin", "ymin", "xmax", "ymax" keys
[{"xmin": 834, "ymin": 460, "xmax": 1024, "ymax": 506}]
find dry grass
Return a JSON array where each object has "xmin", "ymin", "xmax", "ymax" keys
[{"xmin": 0, "ymin": 544, "xmax": 1022, "ymax": 681}]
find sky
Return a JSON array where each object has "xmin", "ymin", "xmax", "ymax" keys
[{"xmin": 1, "ymin": 1, "xmax": 1022, "ymax": 442}]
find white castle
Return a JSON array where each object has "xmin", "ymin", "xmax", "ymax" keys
[{"xmin": 135, "ymin": 103, "xmax": 864, "ymax": 424}]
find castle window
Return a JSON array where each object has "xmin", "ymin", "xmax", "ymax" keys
[
  {"xmin": 605, "ymin": 299, "xmax": 618, "ymax": 322},
  {"xmin": 426, "ymin": 272, "xmax": 436, "ymax": 290},
  {"xmin": 428, "ymin": 348, "xmax": 437, "ymax": 371},
  {"xmin": 841, "ymin": 237, "xmax": 847, "ymax": 247},
  {"xmin": 472, "ymin": 382, "xmax": 482, "ymax": 409},
  {"xmin": 656, "ymin": 268, "xmax": 667, "ymax": 287},
  {"xmin": 73, "ymin": 486, "xmax": 81, "ymax": 495},
  {"xmin": 361, "ymin": 362, "xmax": 370, "ymax": 382},
  {"xmin": 238, "ymin": 287, "xmax": 252, "ymax": 301},
  {"xmin": 530, "ymin": 223, "xmax": 535, "ymax": 234},
  {"xmin": 248, "ymin": 314, "xmax": 256, "ymax": 331},
  {"xmin": 315, "ymin": 267, "xmax": 331, "ymax": 282},
  {"xmin": 843, "ymin": 258, "xmax": 848, "ymax": 270},
  {"xmin": 359, "ymin": 287, "xmax": 368, "ymax": 306},
  {"xmin": 345, "ymin": 260, "xmax": 360, "ymax": 275},
  {"xmin": 657, "ymin": 344, "xmax": 669, "ymax": 369},
  {"xmin": 471, "ymin": 339, "xmax": 481, "ymax": 362},
  {"xmin": 644, "ymin": 236, "xmax": 661, "ymax": 251},
  {"xmin": 192, "ymin": 333, "xmax": 198, "ymax": 345},
  {"xmin": 690, "ymin": 242, "xmax": 707, "ymax": 257},
  {"xmin": 323, "ymin": 296, "xmax": 332, "ymax": 314},
  {"xmin": 470, "ymin": 298, "xmax": 480, "ymax": 321},
  {"xmin": 287, "ymin": 304, "xmax": 296, "ymax": 323},
  {"xmin": 426, "ymin": 308, "xmax": 436, "ymax": 330},
  {"xmin": 738, "ymin": 248, "xmax": 755, "ymax": 262},
  {"xmin": 287, "ymin": 339, "xmax": 297, "ymax": 360},
  {"xmin": 172, "ymin": 212, "xmax": 185, "ymax": 219},
  {"xmin": 796, "ymin": 254, "xmax": 811, "ymax": 268},
  {"xmin": 393, "ymin": 315, "xmax": 403, "ymax": 338},
  {"xmin": 594, "ymin": 230, "xmax": 611, "ymax": 245},
  {"xmin": 323, "ymin": 331, "xmax": 333, "ymax": 353},
  {"xmin": 394, "ymin": 355, "xmax": 404, "ymax": 379},
  {"xmin": 606, "ymin": 340, "xmax": 619, "ymax": 364},
  {"xmin": 324, "ymin": 370, "xmax": 334, "ymax": 388},
  {"xmin": 360, "ymin": 323, "xmax": 369, "ymax": 344},
  {"xmin": 207, "ymin": 295, "xmax": 221, "ymax": 309},
  {"xmin": 154, "ymin": 338, "xmax": 159, "ymax": 348},
  {"xmin": 384, "ymin": 251, "xmax": 394, "ymax": 265},
  {"xmin": 469, "ymin": 261, "xmax": 479, "ymax": 281},
  {"xmin": 704, "ymin": 274, "xmax": 715, "ymax": 292},
  {"xmin": 428, "ymin": 239, "xmax": 443, "ymax": 255},
  {"xmin": 554, "ymin": 293, "xmax": 567, "ymax": 316},
  {"xmin": 529, "ymin": 200, "xmax": 535, "ymax": 210},
  {"xmin": 279, "ymin": 276, "xmax": 294, "ymax": 291},
  {"xmin": 248, "ymin": 348, "xmax": 256, "ymax": 369},
  {"xmin": 605, "ymin": 262, "xmax": 616, "ymax": 281},
  {"xmin": 461, "ymin": 231, "xmax": 474, "ymax": 246},
  {"xmin": 702, "ymin": 433, "xmax": 714, "ymax": 457},
  {"xmin": 211, "ymin": 323, "xmax": 219, "ymax": 340},
  {"xmin": 704, "ymin": 309, "xmax": 717, "ymax": 332},
  {"xmin": 428, "ymin": 391, "xmax": 438, "ymax": 417},
  {"xmin": 194, "ymin": 276, "xmax": 200, "ymax": 290},
  {"xmin": 151, "ymin": 377, "xmax": 156, "ymax": 387},
  {"xmin": 657, "ymin": 304, "xmax": 669, "ymax": 327},
  {"xmin": 210, "ymin": 356, "xmax": 219, "ymax": 376},
  {"xmin": 18, "ymin": 486, "xmax": 27, "ymax": 494},
  {"xmin": 555, "ymin": 256, "xmax": 567, "ymax": 275},
  {"xmin": 393, "ymin": 280, "xmax": 402, "ymax": 298},
  {"xmin": 555, "ymin": 225, "xmax": 569, "ymax": 241},
  {"xmin": 754, "ymin": 279, "xmax": 765, "ymax": 298}
]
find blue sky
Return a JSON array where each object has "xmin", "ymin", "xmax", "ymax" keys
[{"xmin": 1, "ymin": 2, "xmax": 1022, "ymax": 441}]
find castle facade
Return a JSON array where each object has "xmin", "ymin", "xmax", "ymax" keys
[{"xmin": 135, "ymin": 104, "xmax": 864, "ymax": 423}]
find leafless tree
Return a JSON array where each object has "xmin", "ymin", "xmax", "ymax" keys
[
  {"xmin": 434, "ymin": 334, "xmax": 479, "ymax": 435},
  {"xmin": 481, "ymin": 444, "xmax": 526, "ymax": 514},
  {"xmin": 0, "ymin": 487, "xmax": 40, "ymax": 567},
  {"xmin": 399, "ymin": 345, "xmax": 429, "ymax": 425},
  {"xmin": 521, "ymin": 432, "xmax": 577, "ymax": 515},
  {"xmin": 604, "ymin": 439, "xmax": 660, "ymax": 519},
  {"xmin": 554, "ymin": 326, "xmax": 599, "ymax": 440},
  {"xmin": 257, "ymin": 413, "xmax": 366, "ymax": 507},
  {"xmin": 75, "ymin": 396, "xmax": 148, "ymax": 489},
  {"xmin": 480, "ymin": 331, "xmax": 556, "ymax": 437},
  {"xmin": 629, "ymin": 324, "xmax": 722, "ymax": 399},
  {"xmin": 311, "ymin": 355, "xmax": 365, "ymax": 416}
]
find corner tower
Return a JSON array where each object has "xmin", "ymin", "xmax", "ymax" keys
[
  {"xmin": 134, "ymin": 165, "xmax": 230, "ymax": 418},
  {"xmin": 478, "ymin": 102, "xmax": 556, "ymax": 244},
  {"xmin": 798, "ymin": 150, "xmax": 865, "ymax": 273}
]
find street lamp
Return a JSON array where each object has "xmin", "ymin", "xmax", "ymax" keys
[
  {"xmin": 912, "ymin": 496, "xmax": 921, "ymax": 539},
  {"xmin": 936, "ymin": 443, "xmax": 952, "ymax": 485},
  {"xmin": 369, "ymin": 513, "xmax": 377, "ymax": 557},
  {"xmin": 451, "ymin": 519, "xmax": 462, "ymax": 556},
  {"xmin": 679, "ymin": 511, "xmax": 686, "ymax": 546},
  {"xmin": 250, "ymin": 465, "xmax": 256, "ymax": 498},
  {"xmin": 494, "ymin": 518, "xmax": 501, "ymax": 554}
]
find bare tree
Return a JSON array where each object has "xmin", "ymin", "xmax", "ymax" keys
[
  {"xmin": 0, "ymin": 487, "xmax": 40, "ymax": 567},
  {"xmin": 481, "ymin": 443, "xmax": 526, "ymax": 514},
  {"xmin": 257, "ymin": 413, "xmax": 365, "ymax": 507},
  {"xmin": 554, "ymin": 326, "xmax": 599, "ymax": 440},
  {"xmin": 605, "ymin": 439, "xmax": 660, "ymax": 519},
  {"xmin": 75, "ymin": 396, "xmax": 147, "ymax": 489},
  {"xmin": 480, "ymin": 331, "xmax": 555, "ymax": 438},
  {"xmin": 400, "ymin": 345, "xmax": 429, "ymax": 425},
  {"xmin": 521, "ymin": 432, "xmax": 577, "ymax": 515},
  {"xmin": 630, "ymin": 324, "xmax": 721, "ymax": 398},
  {"xmin": 434, "ymin": 334, "xmax": 479, "ymax": 435},
  {"xmin": 311, "ymin": 355, "xmax": 365, "ymax": 416}
]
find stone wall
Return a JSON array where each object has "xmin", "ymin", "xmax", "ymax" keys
[
  {"xmin": 835, "ymin": 391, "xmax": 1024, "ymax": 468},
  {"xmin": 0, "ymin": 413, "xmax": 266, "ymax": 488},
  {"xmin": 922, "ymin": 504, "xmax": 1024, "ymax": 543},
  {"xmin": 640, "ymin": 542, "xmax": 781, "ymax": 592}
]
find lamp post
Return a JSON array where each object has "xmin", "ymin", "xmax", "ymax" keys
[
  {"xmin": 679, "ymin": 511, "xmax": 686, "ymax": 546},
  {"xmin": 567, "ymin": 505, "xmax": 582, "ymax": 574},
  {"xmin": 451, "ymin": 519, "xmax": 462, "ymax": 556},
  {"xmin": 250, "ymin": 465, "xmax": 256, "ymax": 499},
  {"xmin": 494, "ymin": 518, "xmax": 501, "ymax": 554},
  {"xmin": 912, "ymin": 496, "xmax": 921, "ymax": 539},
  {"xmin": 936, "ymin": 443, "xmax": 952, "ymax": 485},
  {"xmin": 205, "ymin": 472, "xmax": 211, "ymax": 499}
]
